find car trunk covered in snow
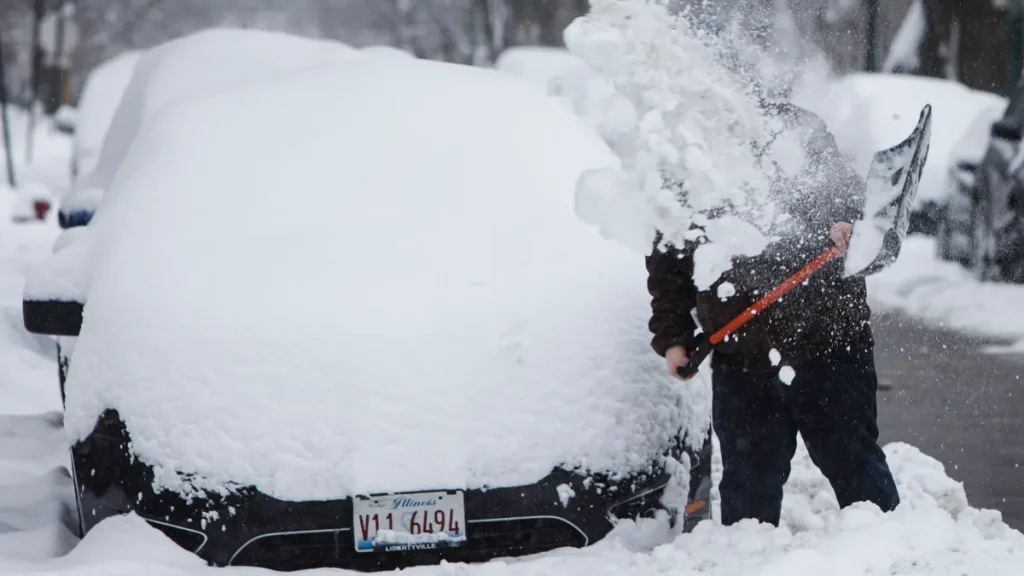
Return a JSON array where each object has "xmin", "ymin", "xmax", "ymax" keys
[{"xmin": 56, "ymin": 55, "xmax": 708, "ymax": 502}]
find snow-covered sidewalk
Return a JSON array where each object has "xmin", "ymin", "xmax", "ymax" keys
[{"xmin": 867, "ymin": 236, "xmax": 1024, "ymax": 346}]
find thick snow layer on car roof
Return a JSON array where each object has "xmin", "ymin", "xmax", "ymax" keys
[
  {"xmin": 495, "ymin": 46, "xmax": 588, "ymax": 88},
  {"xmin": 949, "ymin": 100, "xmax": 1008, "ymax": 167},
  {"xmin": 81, "ymin": 28, "xmax": 362, "ymax": 197},
  {"xmin": 62, "ymin": 56, "xmax": 709, "ymax": 501},
  {"xmin": 73, "ymin": 51, "xmax": 142, "ymax": 182},
  {"xmin": 800, "ymin": 73, "xmax": 1006, "ymax": 206}
]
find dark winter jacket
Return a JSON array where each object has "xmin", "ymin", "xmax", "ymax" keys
[{"xmin": 647, "ymin": 103, "xmax": 874, "ymax": 372}]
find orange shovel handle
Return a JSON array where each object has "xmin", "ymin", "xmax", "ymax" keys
[
  {"xmin": 676, "ymin": 246, "xmax": 842, "ymax": 380},
  {"xmin": 709, "ymin": 246, "xmax": 842, "ymax": 345}
]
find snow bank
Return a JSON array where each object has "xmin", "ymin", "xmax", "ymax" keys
[
  {"xmin": 58, "ymin": 55, "xmax": 710, "ymax": 501},
  {"xmin": 799, "ymin": 73, "xmax": 1005, "ymax": 206},
  {"xmin": 15, "ymin": 440, "xmax": 1022, "ymax": 575},
  {"xmin": 73, "ymin": 51, "xmax": 142, "ymax": 183},
  {"xmin": 868, "ymin": 236, "xmax": 1024, "ymax": 342}
]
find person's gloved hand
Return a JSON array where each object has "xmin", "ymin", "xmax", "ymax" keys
[
  {"xmin": 830, "ymin": 221, "xmax": 853, "ymax": 256},
  {"xmin": 666, "ymin": 345, "xmax": 696, "ymax": 381}
]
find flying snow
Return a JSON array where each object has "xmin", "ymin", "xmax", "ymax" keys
[
  {"xmin": 562, "ymin": 0, "xmax": 811, "ymax": 288},
  {"xmin": 779, "ymin": 365, "xmax": 796, "ymax": 385}
]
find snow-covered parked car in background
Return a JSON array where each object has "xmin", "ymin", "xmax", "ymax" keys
[
  {"xmin": 22, "ymin": 35, "xmax": 712, "ymax": 571},
  {"xmin": 803, "ymin": 73, "xmax": 1006, "ymax": 235},
  {"xmin": 60, "ymin": 51, "xmax": 142, "ymax": 228},
  {"xmin": 936, "ymin": 101, "xmax": 1008, "ymax": 265},
  {"xmin": 57, "ymin": 29, "xmax": 364, "ymax": 231},
  {"xmin": 964, "ymin": 80, "xmax": 1024, "ymax": 282}
]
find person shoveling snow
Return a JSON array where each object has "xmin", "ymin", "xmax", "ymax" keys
[
  {"xmin": 658, "ymin": 101, "xmax": 935, "ymax": 535},
  {"xmin": 565, "ymin": 0, "xmax": 930, "ymax": 530}
]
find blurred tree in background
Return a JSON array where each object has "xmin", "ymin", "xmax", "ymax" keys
[
  {"xmin": 2, "ymin": 0, "xmax": 591, "ymax": 103},
  {"xmin": 2, "ymin": 0, "xmax": 1021, "ymax": 107}
]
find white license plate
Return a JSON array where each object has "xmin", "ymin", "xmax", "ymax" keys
[{"xmin": 353, "ymin": 491, "xmax": 467, "ymax": 552}]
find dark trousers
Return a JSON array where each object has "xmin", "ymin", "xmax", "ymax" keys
[{"xmin": 713, "ymin": 346, "xmax": 899, "ymax": 526}]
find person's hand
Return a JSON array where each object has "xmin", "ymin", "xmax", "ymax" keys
[
  {"xmin": 666, "ymin": 345, "xmax": 696, "ymax": 381},
  {"xmin": 830, "ymin": 222, "xmax": 853, "ymax": 256}
]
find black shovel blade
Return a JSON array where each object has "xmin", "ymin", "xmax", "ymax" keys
[{"xmin": 844, "ymin": 104, "xmax": 933, "ymax": 278}]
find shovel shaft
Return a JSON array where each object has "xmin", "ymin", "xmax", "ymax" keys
[
  {"xmin": 676, "ymin": 246, "xmax": 842, "ymax": 380},
  {"xmin": 709, "ymin": 246, "xmax": 842, "ymax": 345}
]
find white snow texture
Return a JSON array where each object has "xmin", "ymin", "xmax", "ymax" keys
[{"xmin": 52, "ymin": 30, "xmax": 711, "ymax": 502}]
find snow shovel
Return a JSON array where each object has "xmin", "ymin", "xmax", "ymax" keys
[{"xmin": 678, "ymin": 104, "xmax": 932, "ymax": 379}]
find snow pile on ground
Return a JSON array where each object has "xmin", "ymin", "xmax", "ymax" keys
[
  {"xmin": 867, "ymin": 236, "xmax": 1024, "ymax": 341},
  {"xmin": 0, "ymin": 192, "xmax": 61, "ymax": 416},
  {"xmin": 796, "ymin": 73, "xmax": 1006, "ymax": 206},
  {"xmin": 72, "ymin": 51, "xmax": 142, "ymax": 184},
  {"xmin": 3, "ymin": 439, "xmax": 1021, "ymax": 575},
  {"xmin": 50, "ymin": 46, "xmax": 710, "ymax": 502}
]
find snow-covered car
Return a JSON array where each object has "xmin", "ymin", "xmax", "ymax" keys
[
  {"xmin": 966, "ymin": 80, "xmax": 1024, "ymax": 282},
  {"xmin": 936, "ymin": 101, "xmax": 1008, "ymax": 265},
  {"xmin": 60, "ymin": 51, "xmax": 142, "ymax": 228},
  {"xmin": 802, "ymin": 73, "xmax": 1006, "ymax": 235},
  {"xmin": 22, "ymin": 43, "xmax": 712, "ymax": 570}
]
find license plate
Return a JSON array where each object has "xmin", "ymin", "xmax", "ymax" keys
[{"xmin": 353, "ymin": 491, "xmax": 467, "ymax": 553}]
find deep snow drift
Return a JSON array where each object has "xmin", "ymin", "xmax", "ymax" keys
[{"xmin": 47, "ymin": 47, "xmax": 711, "ymax": 502}]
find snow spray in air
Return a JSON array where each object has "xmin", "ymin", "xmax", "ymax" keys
[{"xmin": 564, "ymin": 0, "xmax": 813, "ymax": 289}]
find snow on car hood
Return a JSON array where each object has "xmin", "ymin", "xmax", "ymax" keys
[{"xmin": 62, "ymin": 55, "xmax": 710, "ymax": 501}]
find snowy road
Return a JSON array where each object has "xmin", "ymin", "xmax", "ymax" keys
[{"xmin": 874, "ymin": 312, "xmax": 1024, "ymax": 531}]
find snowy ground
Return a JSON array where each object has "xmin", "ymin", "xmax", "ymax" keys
[{"xmin": 868, "ymin": 236, "xmax": 1024, "ymax": 348}]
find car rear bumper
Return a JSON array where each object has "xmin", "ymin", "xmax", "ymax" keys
[{"xmin": 75, "ymin": 409, "xmax": 709, "ymax": 571}]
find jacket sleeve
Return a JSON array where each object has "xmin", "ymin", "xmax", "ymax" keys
[{"xmin": 646, "ymin": 236, "xmax": 699, "ymax": 357}]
